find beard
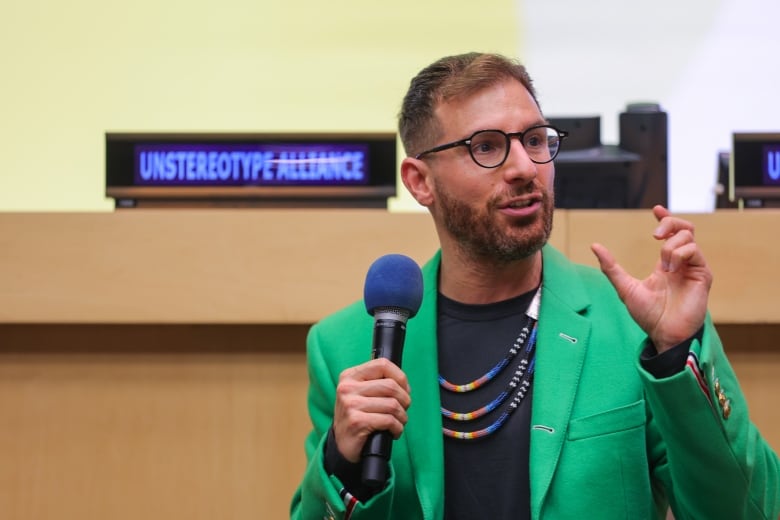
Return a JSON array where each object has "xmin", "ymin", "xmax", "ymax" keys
[{"xmin": 433, "ymin": 181, "xmax": 554, "ymax": 265}]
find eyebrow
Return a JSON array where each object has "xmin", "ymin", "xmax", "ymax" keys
[
  {"xmin": 497, "ymin": 119, "xmax": 550, "ymax": 133},
  {"xmin": 496, "ymin": 120, "xmax": 550, "ymax": 135},
  {"xmin": 465, "ymin": 120, "xmax": 551, "ymax": 137}
]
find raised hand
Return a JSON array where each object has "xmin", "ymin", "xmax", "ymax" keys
[{"xmin": 590, "ymin": 205, "xmax": 713, "ymax": 353}]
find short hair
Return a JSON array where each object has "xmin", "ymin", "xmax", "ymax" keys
[{"xmin": 398, "ymin": 52, "xmax": 540, "ymax": 157}]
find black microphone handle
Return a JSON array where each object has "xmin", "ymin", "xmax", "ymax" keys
[{"xmin": 361, "ymin": 313, "xmax": 407, "ymax": 488}]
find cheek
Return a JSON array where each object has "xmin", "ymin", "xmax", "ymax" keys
[
  {"xmin": 456, "ymin": 181, "xmax": 495, "ymax": 210},
  {"xmin": 436, "ymin": 166, "xmax": 488, "ymax": 202},
  {"xmin": 538, "ymin": 165, "xmax": 555, "ymax": 193}
]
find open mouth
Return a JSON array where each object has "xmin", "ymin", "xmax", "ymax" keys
[{"xmin": 503, "ymin": 195, "xmax": 541, "ymax": 209}]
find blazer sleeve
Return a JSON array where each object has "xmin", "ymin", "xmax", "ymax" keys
[
  {"xmin": 638, "ymin": 316, "xmax": 780, "ymax": 520},
  {"xmin": 290, "ymin": 322, "xmax": 398, "ymax": 520}
]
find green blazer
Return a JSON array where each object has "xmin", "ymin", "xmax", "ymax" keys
[{"xmin": 291, "ymin": 245, "xmax": 779, "ymax": 520}]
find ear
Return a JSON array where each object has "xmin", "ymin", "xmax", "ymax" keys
[{"xmin": 400, "ymin": 157, "xmax": 434, "ymax": 207}]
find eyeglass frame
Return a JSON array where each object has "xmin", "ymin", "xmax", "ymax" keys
[{"xmin": 414, "ymin": 124, "xmax": 569, "ymax": 168}]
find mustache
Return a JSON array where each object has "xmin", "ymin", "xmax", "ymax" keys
[{"xmin": 491, "ymin": 181, "xmax": 548, "ymax": 206}]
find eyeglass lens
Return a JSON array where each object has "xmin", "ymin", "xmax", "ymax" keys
[{"xmin": 469, "ymin": 127, "xmax": 561, "ymax": 167}]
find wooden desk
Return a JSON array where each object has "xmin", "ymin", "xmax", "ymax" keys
[{"xmin": 1, "ymin": 209, "xmax": 777, "ymax": 324}]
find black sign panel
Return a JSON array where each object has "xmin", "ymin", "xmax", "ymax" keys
[
  {"xmin": 731, "ymin": 132, "xmax": 780, "ymax": 206},
  {"xmin": 106, "ymin": 133, "xmax": 397, "ymax": 208}
]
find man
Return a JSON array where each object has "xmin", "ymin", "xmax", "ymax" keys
[{"xmin": 290, "ymin": 52, "xmax": 780, "ymax": 519}]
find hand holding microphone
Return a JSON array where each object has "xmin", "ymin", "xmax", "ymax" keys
[
  {"xmin": 331, "ymin": 254, "xmax": 423, "ymax": 489},
  {"xmin": 361, "ymin": 254, "xmax": 423, "ymax": 488}
]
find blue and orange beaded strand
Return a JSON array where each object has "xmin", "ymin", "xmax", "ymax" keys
[
  {"xmin": 438, "ymin": 322, "xmax": 534, "ymax": 392},
  {"xmin": 441, "ymin": 323, "xmax": 538, "ymax": 440}
]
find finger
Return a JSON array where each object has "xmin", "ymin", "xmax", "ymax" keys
[
  {"xmin": 590, "ymin": 243, "xmax": 636, "ymax": 299},
  {"xmin": 658, "ymin": 229, "xmax": 695, "ymax": 272},
  {"xmin": 358, "ymin": 396, "xmax": 410, "ymax": 429},
  {"xmin": 348, "ymin": 377, "xmax": 412, "ymax": 409},
  {"xmin": 338, "ymin": 389, "xmax": 409, "ymax": 434},
  {"xmin": 338, "ymin": 362, "xmax": 412, "ymax": 412},
  {"xmin": 357, "ymin": 409, "xmax": 408, "ymax": 439},
  {"xmin": 342, "ymin": 358, "xmax": 411, "ymax": 393},
  {"xmin": 333, "ymin": 375, "xmax": 411, "ymax": 459},
  {"xmin": 664, "ymin": 241, "xmax": 709, "ymax": 274},
  {"xmin": 333, "ymin": 402, "xmax": 408, "ymax": 461},
  {"xmin": 653, "ymin": 207, "xmax": 695, "ymax": 240},
  {"xmin": 652, "ymin": 204, "xmax": 671, "ymax": 222}
]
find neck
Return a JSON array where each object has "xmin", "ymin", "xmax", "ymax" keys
[{"xmin": 438, "ymin": 246, "xmax": 543, "ymax": 304}]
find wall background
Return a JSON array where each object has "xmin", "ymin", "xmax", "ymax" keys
[
  {"xmin": 522, "ymin": 0, "xmax": 780, "ymax": 212},
  {"xmin": 1, "ymin": 0, "xmax": 778, "ymax": 212},
  {"xmin": 0, "ymin": 0, "xmax": 517, "ymax": 211}
]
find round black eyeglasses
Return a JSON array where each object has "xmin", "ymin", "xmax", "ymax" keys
[{"xmin": 415, "ymin": 125, "xmax": 568, "ymax": 168}]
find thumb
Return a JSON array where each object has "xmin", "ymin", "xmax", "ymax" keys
[{"xmin": 591, "ymin": 243, "xmax": 633, "ymax": 298}]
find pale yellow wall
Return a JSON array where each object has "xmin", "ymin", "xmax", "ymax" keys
[{"xmin": 0, "ymin": 0, "xmax": 518, "ymax": 211}]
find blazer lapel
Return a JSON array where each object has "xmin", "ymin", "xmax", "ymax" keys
[
  {"xmin": 529, "ymin": 246, "xmax": 592, "ymax": 518},
  {"xmin": 401, "ymin": 254, "xmax": 445, "ymax": 519},
  {"xmin": 398, "ymin": 247, "xmax": 594, "ymax": 519}
]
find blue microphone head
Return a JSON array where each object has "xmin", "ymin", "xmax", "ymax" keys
[{"xmin": 363, "ymin": 254, "xmax": 424, "ymax": 317}]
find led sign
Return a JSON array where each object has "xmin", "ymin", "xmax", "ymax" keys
[
  {"xmin": 730, "ymin": 132, "xmax": 780, "ymax": 207},
  {"xmin": 134, "ymin": 143, "xmax": 369, "ymax": 186},
  {"xmin": 106, "ymin": 133, "xmax": 396, "ymax": 208}
]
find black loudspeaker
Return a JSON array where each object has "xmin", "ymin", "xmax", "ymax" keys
[
  {"xmin": 549, "ymin": 116, "xmax": 601, "ymax": 150},
  {"xmin": 550, "ymin": 114, "xmax": 638, "ymax": 209},
  {"xmin": 550, "ymin": 104, "xmax": 668, "ymax": 209},
  {"xmin": 618, "ymin": 103, "xmax": 668, "ymax": 208}
]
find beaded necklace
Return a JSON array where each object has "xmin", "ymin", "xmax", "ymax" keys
[{"xmin": 440, "ymin": 286, "xmax": 540, "ymax": 441}]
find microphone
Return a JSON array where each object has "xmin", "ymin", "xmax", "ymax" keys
[{"xmin": 361, "ymin": 254, "xmax": 424, "ymax": 488}]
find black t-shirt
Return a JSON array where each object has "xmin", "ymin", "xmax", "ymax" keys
[{"xmin": 437, "ymin": 288, "xmax": 537, "ymax": 520}]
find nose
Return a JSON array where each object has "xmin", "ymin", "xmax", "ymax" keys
[{"xmin": 501, "ymin": 137, "xmax": 538, "ymax": 184}]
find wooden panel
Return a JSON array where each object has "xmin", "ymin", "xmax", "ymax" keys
[
  {"xmin": 0, "ymin": 210, "xmax": 567, "ymax": 324},
  {"xmin": 0, "ymin": 210, "xmax": 439, "ymax": 324},
  {"xmin": 0, "ymin": 324, "xmax": 777, "ymax": 520},
  {"xmin": 728, "ymin": 351, "xmax": 780, "ymax": 452},
  {"xmin": 0, "ymin": 325, "xmax": 310, "ymax": 520},
  {"xmin": 563, "ymin": 209, "xmax": 780, "ymax": 323},
  {"xmin": 718, "ymin": 324, "xmax": 780, "ymax": 450},
  {"xmin": 1, "ymin": 209, "xmax": 776, "ymax": 324}
]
